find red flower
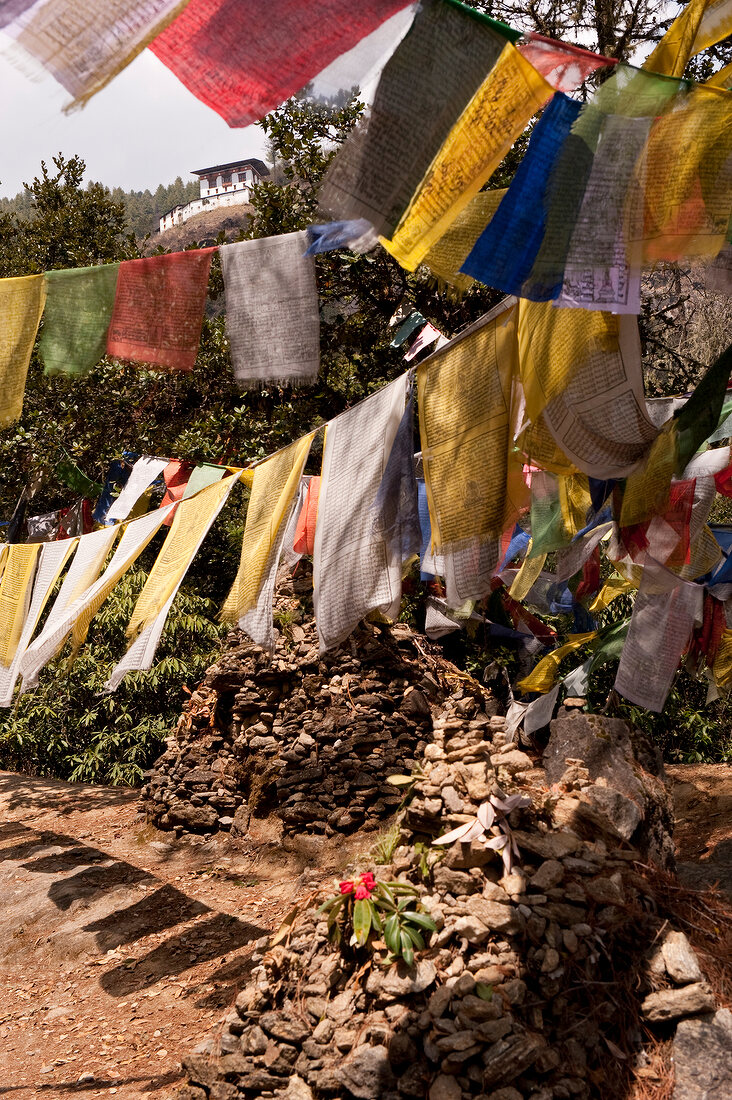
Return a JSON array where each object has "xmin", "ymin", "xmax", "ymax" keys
[
  {"xmin": 360, "ymin": 872, "xmax": 376, "ymax": 890},
  {"xmin": 339, "ymin": 880, "xmax": 354, "ymax": 895},
  {"xmin": 354, "ymin": 883, "xmax": 371, "ymax": 900}
]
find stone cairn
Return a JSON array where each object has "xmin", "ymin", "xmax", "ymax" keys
[
  {"xmin": 140, "ymin": 570, "xmax": 441, "ymax": 840},
  {"xmin": 160, "ymin": 584, "xmax": 731, "ymax": 1100}
]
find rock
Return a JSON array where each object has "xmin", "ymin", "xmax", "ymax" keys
[
  {"xmin": 583, "ymin": 785, "xmax": 642, "ymax": 841},
  {"xmin": 373, "ymin": 959, "xmax": 437, "ymax": 999},
  {"xmin": 641, "ymin": 982, "xmax": 716, "ymax": 1022},
  {"xmin": 259, "ymin": 1010, "xmax": 311, "ymax": 1043},
  {"xmin": 283, "ymin": 1074, "xmax": 315, "ymax": 1099},
  {"xmin": 529, "ymin": 860, "xmax": 564, "ymax": 892},
  {"xmin": 482, "ymin": 1030, "xmax": 545, "ymax": 1087},
  {"xmin": 673, "ymin": 1009, "xmax": 732, "ymax": 1099},
  {"xmin": 428, "ymin": 1074, "xmax": 462, "ymax": 1100},
  {"xmin": 77, "ymin": 1073, "xmax": 95, "ymax": 1084},
  {"xmin": 661, "ymin": 931, "xmax": 703, "ymax": 984},
  {"xmin": 166, "ymin": 800, "xmax": 219, "ymax": 831},
  {"xmin": 337, "ymin": 1044, "xmax": 395, "ymax": 1098},
  {"xmin": 231, "ymin": 803, "xmax": 251, "ymax": 837},
  {"xmin": 465, "ymin": 896, "xmax": 523, "ymax": 934}
]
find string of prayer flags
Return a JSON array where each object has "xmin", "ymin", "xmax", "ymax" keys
[
  {"xmin": 417, "ymin": 299, "xmax": 526, "ymax": 605},
  {"xmin": 614, "ymin": 558, "xmax": 703, "ymax": 712},
  {"xmin": 26, "ymin": 511, "xmax": 61, "ymax": 544},
  {"xmin": 319, "ymin": 0, "xmax": 514, "ymax": 238},
  {"xmin": 314, "ymin": 374, "xmax": 409, "ymax": 651},
  {"xmin": 0, "ymin": 541, "xmax": 76, "ymax": 707},
  {"xmin": 123, "ymin": 473, "xmax": 240, "ymax": 649},
  {"xmin": 461, "ymin": 93, "xmax": 582, "ymax": 300},
  {"xmin": 0, "ymin": 544, "xmax": 40, "ymax": 667},
  {"xmin": 422, "ymin": 189, "xmax": 506, "ymax": 292},
  {"xmin": 220, "ymin": 232, "xmax": 320, "ymax": 389},
  {"xmin": 58, "ymin": 500, "xmax": 94, "ymax": 540},
  {"xmin": 19, "ymin": 526, "xmax": 119, "ymax": 691},
  {"xmin": 517, "ymin": 303, "xmax": 658, "ymax": 480},
  {"xmin": 517, "ymin": 34, "xmax": 616, "ymax": 93},
  {"xmin": 149, "ymin": 0, "xmax": 413, "ymax": 128},
  {"xmin": 0, "ymin": 274, "xmax": 46, "ymax": 428},
  {"xmin": 181, "ymin": 463, "xmax": 225, "ymax": 499},
  {"xmin": 515, "ymin": 632, "xmax": 596, "ymax": 695},
  {"xmin": 8, "ymin": 0, "xmax": 190, "ymax": 108},
  {"xmin": 293, "ymin": 477, "xmax": 321, "ymax": 557},
  {"xmin": 40, "ymin": 264, "xmax": 120, "ymax": 378},
  {"xmin": 106, "ymin": 457, "xmax": 168, "ymax": 523},
  {"xmin": 371, "ymin": 394, "xmax": 422, "ymax": 565},
  {"xmin": 220, "ymin": 436, "xmax": 314, "ymax": 629},
  {"xmin": 107, "ymin": 249, "xmax": 216, "ymax": 372},
  {"xmin": 673, "ymin": 341, "xmax": 732, "ymax": 472},
  {"xmin": 381, "ymin": 41, "xmax": 552, "ymax": 271}
]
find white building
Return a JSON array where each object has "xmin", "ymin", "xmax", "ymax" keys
[{"xmin": 159, "ymin": 157, "xmax": 270, "ymax": 233}]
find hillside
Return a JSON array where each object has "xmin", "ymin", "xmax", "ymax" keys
[{"xmin": 151, "ymin": 204, "xmax": 254, "ymax": 252}]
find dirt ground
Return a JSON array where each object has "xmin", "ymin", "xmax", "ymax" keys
[{"xmin": 0, "ymin": 763, "xmax": 730, "ymax": 1100}]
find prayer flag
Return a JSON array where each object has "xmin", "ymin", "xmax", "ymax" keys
[
  {"xmin": 0, "ymin": 544, "xmax": 40, "ymax": 667},
  {"xmin": 106, "ymin": 457, "xmax": 168, "ymax": 523},
  {"xmin": 423, "ymin": 189, "xmax": 506, "ymax": 291},
  {"xmin": 382, "ymin": 43, "xmax": 552, "ymax": 270},
  {"xmin": 305, "ymin": 220, "xmax": 379, "ymax": 255},
  {"xmin": 314, "ymin": 374, "xmax": 408, "ymax": 651},
  {"xmin": 319, "ymin": 0, "xmax": 512, "ymax": 238},
  {"xmin": 107, "ymin": 249, "xmax": 215, "ymax": 372},
  {"xmin": 0, "ymin": 274, "xmax": 46, "ymax": 428},
  {"xmin": 19, "ymin": 526, "xmax": 119, "ymax": 691},
  {"xmin": 0, "ymin": 541, "xmax": 76, "ymax": 707},
  {"xmin": 220, "ymin": 232, "xmax": 320, "ymax": 389},
  {"xmin": 643, "ymin": 0, "xmax": 732, "ymax": 78},
  {"xmin": 418, "ymin": 299, "xmax": 525, "ymax": 604},
  {"xmin": 150, "ymin": 0, "xmax": 414, "ymax": 127},
  {"xmin": 40, "ymin": 264, "xmax": 120, "ymax": 377},
  {"xmin": 126, "ymin": 473, "xmax": 240, "ymax": 642},
  {"xmin": 160, "ymin": 460, "xmax": 193, "ymax": 525},
  {"xmin": 93, "ymin": 457, "xmax": 137, "ymax": 525},
  {"xmin": 614, "ymin": 558, "xmax": 703, "ymax": 712},
  {"xmin": 515, "ymin": 633, "xmax": 596, "ymax": 695},
  {"xmin": 220, "ymin": 437, "xmax": 314, "ymax": 626},
  {"xmin": 518, "ymin": 34, "xmax": 616, "ymax": 93},
  {"xmin": 11, "ymin": 0, "xmax": 190, "ymax": 107},
  {"xmin": 293, "ymin": 477, "xmax": 321, "ymax": 557},
  {"xmin": 56, "ymin": 455, "xmax": 103, "ymax": 500},
  {"xmin": 371, "ymin": 395, "xmax": 421, "ymax": 564}
]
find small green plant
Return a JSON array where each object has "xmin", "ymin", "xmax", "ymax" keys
[
  {"xmin": 372, "ymin": 822, "xmax": 401, "ymax": 865},
  {"xmin": 318, "ymin": 872, "xmax": 436, "ymax": 967}
]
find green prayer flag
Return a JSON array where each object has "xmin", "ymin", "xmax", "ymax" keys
[
  {"xmin": 56, "ymin": 455, "xmax": 103, "ymax": 499},
  {"xmin": 674, "ymin": 342, "xmax": 732, "ymax": 472},
  {"xmin": 444, "ymin": 0, "xmax": 522, "ymax": 43},
  {"xmin": 587, "ymin": 618, "xmax": 630, "ymax": 676},
  {"xmin": 40, "ymin": 263, "xmax": 120, "ymax": 377}
]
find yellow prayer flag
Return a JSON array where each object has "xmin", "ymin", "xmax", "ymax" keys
[
  {"xmin": 423, "ymin": 189, "xmax": 507, "ymax": 292},
  {"xmin": 517, "ymin": 300, "xmax": 621, "ymax": 423},
  {"xmin": 509, "ymin": 542, "xmax": 546, "ymax": 601},
  {"xmin": 643, "ymin": 0, "xmax": 714, "ymax": 78},
  {"xmin": 558, "ymin": 474, "xmax": 592, "ymax": 540},
  {"xmin": 382, "ymin": 44, "xmax": 552, "ymax": 271},
  {"xmin": 0, "ymin": 275, "xmax": 46, "ymax": 428},
  {"xmin": 516, "ymin": 632, "xmax": 597, "ymax": 695},
  {"xmin": 713, "ymin": 627, "xmax": 732, "ymax": 688},
  {"xmin": 678, "ymin": 524, "xmax": 724, "ymax": 580},
  {"xmin": 220, "ymin": 435, "xmax": 314, "ymax": 624},
  {"xmin": 127, "ymin": 474, "xmax": 240, "ymax": 639},
  {"xmin": 418, "ymin": 300, "xmax": 520, "ymax": 553},
  {"xmin": 589, "ymin": 574, "xmax": 635, "ymax": 613},
  {"xmin": 620, "ymin": 421, "xmax": 678, "ymax": 527},
  {"xmin": 0, "ymin": 545, "xmax": 8, "ymax": 585},
  {"xmin": 706, "ymin": 59, "xmax": 732, "ymax": 88},
  {"xmin": 0, "ymin": 544, "xmax": 41, "ymax": 667},
  {"xmin": 516, "ymin": 415, "xmax": 578, "ymax": 477}
]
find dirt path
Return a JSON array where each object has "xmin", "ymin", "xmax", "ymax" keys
[
  {"xmin": 1, "ymin": 764, "xmax": 730, "ymax": 1099},
  {"xmin": 0, "ymin": 772, "xmax": 340, "ymax": 1100}
]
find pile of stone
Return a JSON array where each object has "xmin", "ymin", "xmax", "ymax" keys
[
  {"xmin": 171, "ymin": 683, "xmax": 730, "ymax": 1100},
  {"xmin": 140, "ymin": 571, "xmax": 444, "ymax": 838}
]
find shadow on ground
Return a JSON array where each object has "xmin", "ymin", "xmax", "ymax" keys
[{"xmin": 0, "ymin": 772, "xmax": 136, "ymax": 818}]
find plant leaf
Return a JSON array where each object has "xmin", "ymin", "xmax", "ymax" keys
[
  {"xmin": 404, "ymin": 910, "xmax": 437, "ymax": 932},
  {"xmin": 433, "ymin": 818, "xmax": 482, "ymax": 846},
  {"xmin": 386, "ymin": 774, "xmax": 415, "ymax": 787},
  {"xmin": 400, "ymin": 929, "xmax": 414, "ymax": 967},
  {"xmin": 353, "ymin": 898, "xmax": 372, "ymax": 946},
  {"xmin": 476, "ymin": 982, "xmax": 493, "ymax": 1001},
  {"xmin": 384, "ymin": 913, "xmax": 400, "ymax": 955}
]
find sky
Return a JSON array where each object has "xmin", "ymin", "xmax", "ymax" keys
[{"xmin": 0, "ymin": 43, "xmax": 269, "ymax": 198}]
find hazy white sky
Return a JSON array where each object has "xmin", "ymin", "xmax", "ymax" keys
[{"xmin": 0, "ymin": 43, "xmax": 269, "ymax": 198}]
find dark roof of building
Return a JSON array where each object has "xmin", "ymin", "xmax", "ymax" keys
[{"xmin": 190, "ymin": 157, "xmax": 270, "ymax": 177}]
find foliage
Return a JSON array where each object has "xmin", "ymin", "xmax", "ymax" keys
[
  {"xmin": 318, "ymin": 873, "xmax": 436, "ymax": 967},
  {"xmin": 434, "ymin": 791, "xmax": 531, "ymax": 873},
  {"xmin": 0, "ymin": 564, "xmax": 224, "ymax": 785}
]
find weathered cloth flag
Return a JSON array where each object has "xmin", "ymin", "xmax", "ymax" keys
[{"xmin": 40, "ymin": 264, "xmax": 120, "ymax": 377}]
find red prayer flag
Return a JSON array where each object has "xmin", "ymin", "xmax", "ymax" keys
[
  {"xmin": 293, "ymin": 476, "xmax": 321, "ymax": 556},
  {"xmin": 161, "ymin": 460, "xmax": 193, "ymax": 525},
  {"xmin": 107, "ymin": 249, "xmax": 216, "ymax": 372},
  {"xmin": 149, "ymin": 0, "xmax": 413, "ymax": 127}
]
